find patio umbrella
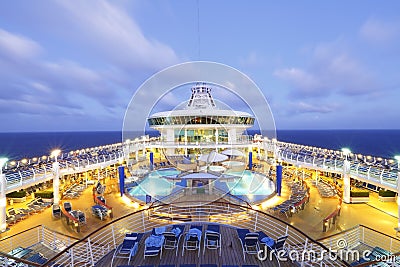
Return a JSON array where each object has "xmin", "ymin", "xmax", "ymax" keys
[
  {"xmin": 221, "ymin": 149, "xmax": 245, "ymax": 157},
  {"xmin": 198, "ymin": 151, "xmax": 228, "ymax": 163}
]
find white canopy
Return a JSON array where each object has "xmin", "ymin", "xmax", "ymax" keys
[{"xmin": 198, "ymin": 151, "xmax": 228, "ymax": 163}]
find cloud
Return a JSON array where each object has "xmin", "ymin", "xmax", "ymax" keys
[
  {"xmin": 0, "ymin": 0, "xmax": 183, "ymax": 119},
  {"xmin": 288, "ymin": 101, "xmax": 340, "ymax": 114},
  {"xmin": 0, "ymin": 29, "xmax": 42, "ymax": 60},
  {"xmin": 55, "ymin": 0, "xmax": 180, "ymax": 71},
  {"xmin": 274, "ymin": 42, "xmax": 378, "ymax": 98},
  {"xmin": 360, "ymin": 18, "xmax": 400, "ymax": 44}
]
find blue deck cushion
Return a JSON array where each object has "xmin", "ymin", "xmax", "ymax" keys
[
  {"xmin": 257, "ymin": 231, "xmax": 274, "ymax": 247},
  {"xmin": 13, "ymin": 248, "xmax": 32, "ymax": 258},
  {"xmin": 186, "ymin": 227, "xmax": 202, "ymax": 241},
  {"xmin": 236, "ymin": 228, "xmax": 250, "ymax": 242},
  {"xmin": 27, "ymin": 253, "xmax": 47, "ymax": 264},
  {"xmin": 121, "ymin": 233, "xmax": 140, "ymax": 251},
  {"xmin": 206, "ymin": 224, "xmax": 220, "ymax": 233},
  {"xmin": 8, "ymin": 246, "xmax": 24, "ymax": 256}
]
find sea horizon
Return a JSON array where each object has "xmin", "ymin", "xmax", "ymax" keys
[{"xmin": 0, "ymin": 129, "xmax": 399, "ymax": 161}]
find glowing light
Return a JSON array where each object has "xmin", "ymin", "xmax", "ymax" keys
[
  {"xmin": 395, "ymin": 155, "xmax": 400, "ymax": 162},
  {"xmin": 341, "ymin": 148, "xmax": 351, "ymax": 156},
  {"xmin": 21, "ymin": 158, "xmax": 28, "ymax": 164},
  {"xmin": 51, "ymin": 149, "xmax": 61, "ymax": 158}
]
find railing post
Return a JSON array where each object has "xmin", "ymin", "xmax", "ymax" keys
[
  {"xmin": 87, "ymin": 237, "xmax": 94, "ymax": 266},
  {"xmin": 142, "ymin": 211, "xmax": 146, "ymax": 233},
  {"xmin": 111, "ymin": 224, "xmax": 116, "ymax": 249},
  {"xmin": 39, "ymin": 226, "xmax": 42, "ymax": 244},
  {"xmin": 390, "ymin": 237, "xmax": 393, "ymax": 252},
  {"xmin": 301, "ymin": 238, "xmax": 308, "ymax": 266},
  {"xmin": 70, "ymin": 246, "xmax": 74, "ymax": 266},
  {"xmin": 362, "ymin": 227, "xmax": 365, "ymax": 243},
  {"xmin": 254, "ymin": 212, "xmax": 258, "ymax": 232},
  {"xmin": 19, "ymin": 171, "xmax": 22, "ymax": 186}
]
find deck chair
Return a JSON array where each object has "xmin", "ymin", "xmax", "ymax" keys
[
  {"xmin": 163, "ymin": 224, "xmax": 185, "ymax": 256},
  {"xmin": 257, "ymin": 231, "xmax": 275, "ymax": 247},
  {"xmin": 144, "ymin": 226, "xmax": 166, "ymax": 259},
  {"xmin": 63, "ymin": 202, "xmax": 72, "ymax": 212},
  {"xmin": 267, "ymin": 235, "xmax": 288, "ymax": 254},
  {"xmin": 8, "ymin": 208, "xmax": 26, "ymax": 221},
  {"xmin": 111, "ymin": 232, "xmax": 143, "ymax": 267},
  {"xmin": 266, "ymin": 235, "xmax": 288, "ymax": 267},
  {"xmin": 203, "ymin": 224, "xmax": 221, "ymax": 256},
  {"xmin": 182, "ymin": 225, "xmax": 203, "ymax": 257},
  {"xmin": 236, "ymin": 228, "xmax": 260, "ymax": 260},
  {"xmin": 91, "ymin": 204, "xmax": 108, "ymax": 220}
]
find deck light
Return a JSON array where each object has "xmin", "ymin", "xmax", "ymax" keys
[
  {"xmin": 341, "ymin": 148, "xmax": 351, "ymax": 156},
  {"xmin": 341, "ymin": 148, "xmax": 351, "ymax": 161},
  {"xmin": 51, "ymin": 149, "xmax": 61, "ymax": 163}
]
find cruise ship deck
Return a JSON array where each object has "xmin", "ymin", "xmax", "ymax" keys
[{"xmin": 1, "ymin": 69, "xmax": 400, "ymax": 267}]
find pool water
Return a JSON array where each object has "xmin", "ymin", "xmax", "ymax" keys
[{"xmin": 127, "ymin": 168, "xmax": 275, "ymax": 204}]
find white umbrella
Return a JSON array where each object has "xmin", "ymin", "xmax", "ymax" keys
[
  {"xmin": 198, "ymin": 151, "xmax": 228, "ymax": 163},
  {"xmin": 221, "ymin": 149, "xmax": 245, "ymax": 157}
]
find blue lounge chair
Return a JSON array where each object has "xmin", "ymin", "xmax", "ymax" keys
[
  {"xmin": 257, "ymin": 231, "xmax": 275, "ymax": 247},
  {"xmin": 27, "ymin": 253, "xmax": 48, "ymax": 265},
  {"xmin": 203, "ymin": 224, "xmax": 221, "ymax": 256},
  {"xmin": 91, "ymin": 204, "xmax": 108, "ymax": 220},
  {"xmin": 144, "ymin": 226, "xmax": 166, "ymax": 259},
  {"xmin": 236, "ymin": 228, "xmax": 260, "ymax": 260},
  {"xmin": 163, "ymin": 224, "xmax": 185, "ymax": 256},
  {"xmin": 111, "ymin": 232, "xmax": 143, "ymax": 267},
  {"xmin": 266, "ymin": 235, "xmax": 288, "ymax": 267},
  {"xmin": 182, "ymin": 225, "xmax": 203, "ymax": 257}
]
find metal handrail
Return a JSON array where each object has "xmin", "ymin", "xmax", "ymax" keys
[{"xmin": 38, "ymin": 201, "xmax": 349, "ymax": 267}]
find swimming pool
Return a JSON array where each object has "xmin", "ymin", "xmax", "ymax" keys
[{"xmin": 127, "ymin": 168, "xmax": 275, "ymax": 204}]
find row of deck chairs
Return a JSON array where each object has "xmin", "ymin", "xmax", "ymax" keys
[
  {"xmin": 112, "ymin": 224, "xmax": 222, "ymax": 266},
  {"xmin": 153, "ymin": 161, "xmax": 172, "ymax": 169},
  {"xmin": 312, "ymin": 180, "xmax": 337, "ymax": 197},
  {"xmin": 270, "ymin": 182, "xmax": 309, "ymax": 217},
  {"xmin": 5, "ymin": 246, "xmax": 48, "ymax": 266},
  {"xmin": 236, "ymin": 228, "xmax": 288, "ymax": 264},
  {"xmin": 63, "ymin": 184, "xmax": 85, "ymax": 199},
  {"xmin": 6, "ymin": 197, "xmax": 51, "ymax": 226}
]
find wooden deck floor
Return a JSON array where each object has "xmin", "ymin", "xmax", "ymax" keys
[{"xmin": 95, "ymin": 223, "xmax": 297, "ymax": 267}]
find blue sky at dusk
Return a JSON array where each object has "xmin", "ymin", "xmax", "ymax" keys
[{"xmin": 1, "ymin": 0, "xmax": 400, "ymax": 132}]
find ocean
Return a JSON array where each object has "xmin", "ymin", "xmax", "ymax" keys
[{"xmin": 0, "ymin": 130, "xmax": 399, "ymax": 161}]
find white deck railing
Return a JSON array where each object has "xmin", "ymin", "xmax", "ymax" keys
[{"xmin": 0, "ymin": 202, "xmax": 350, "ymax": 267}]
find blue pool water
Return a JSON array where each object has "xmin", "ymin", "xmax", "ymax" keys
[
  {"xmin": 127, "ymin": 168, "xmax": 180, "ymax": 200},
  {"xmin": 127, "ymin": 168, "xmax": 275, "ymax": 204}
]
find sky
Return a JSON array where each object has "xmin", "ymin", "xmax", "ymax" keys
[{"xmin": 0, "ymin": 0, "xmax": 400, "ymax": 132}]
